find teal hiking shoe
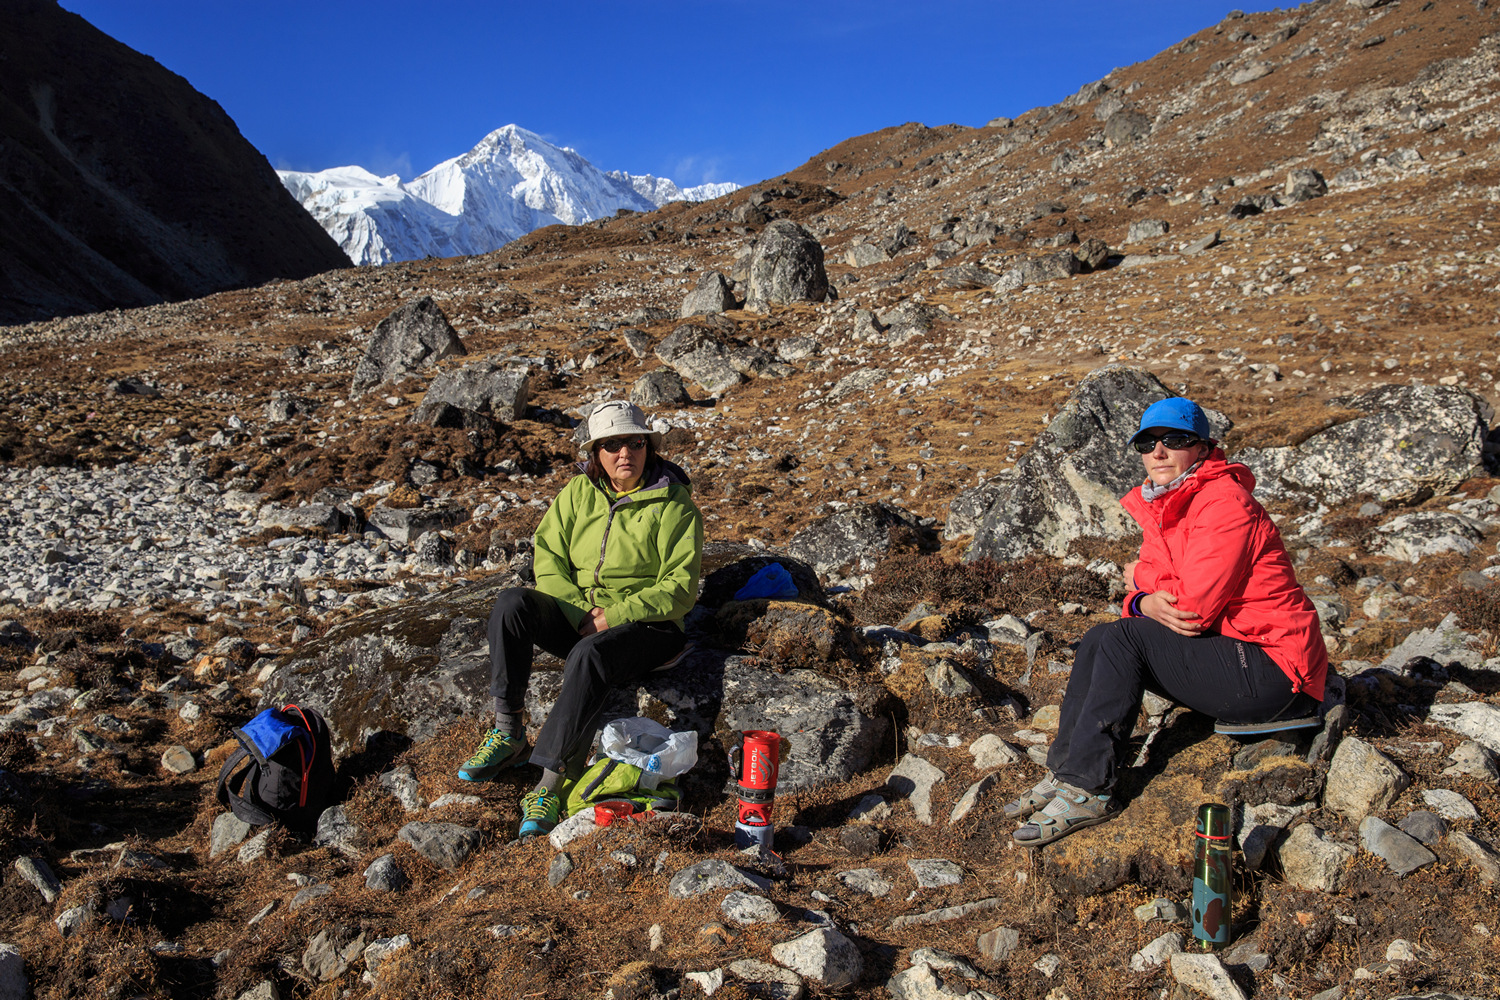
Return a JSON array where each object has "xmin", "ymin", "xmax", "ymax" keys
[
  {"xmin": 518, "ymin": 787, "xmax": 560, "ymax": 840},
  {"xmin": 457, "ymin": 728, "xmax": 529, "ymax": 782}
]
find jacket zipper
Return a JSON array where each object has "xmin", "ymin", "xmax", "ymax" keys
[{"xmin": 590, "ymin": 491, "xmax": 639, "ymax": 607}]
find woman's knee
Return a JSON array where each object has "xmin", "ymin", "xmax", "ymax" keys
[{"xmin": 490, "ymin": 587, "xmax": 536, "ymax": 628}]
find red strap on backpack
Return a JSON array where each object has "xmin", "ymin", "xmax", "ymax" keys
[{"xmin": 283, "ymin": 704, "xmax": 316, "ymax": 809}]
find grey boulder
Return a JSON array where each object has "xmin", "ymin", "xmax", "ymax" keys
[
  {"xmin": 786, "ymin": 501, "xmax": 929, "ymax": 585},
  {"xmin": 630, "ymin": 370, "xmax": 692, "ymax": 409},
  {"xmin": 747, "ymin": 220, "xmax": 829, "ymax": 311},
  {"xmin": 1239, "ymin": 384, "xmax": 1489, "ymax": 505},
  {"xmin": 680, "ymin": 270, "xmax": 738, "ymax": 317},
  {"xmin": 412, "ymin": 361, "xmax": 531, "ymax": 427},
  {"xmin": 955, "ymin": 366, "xmax": 1229, "ymax": 558},
  {"xmin": 351, "ymin": 296, "xmax": 466, "ymax": 396},
  {"xmin": 655, "ymin": 323, "xmax": 745, "ymax": 396}
]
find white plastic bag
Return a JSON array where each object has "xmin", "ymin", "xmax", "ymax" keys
[{"xmin": 600, "ymin": 717, "xmax": 698, "ymax": 783}]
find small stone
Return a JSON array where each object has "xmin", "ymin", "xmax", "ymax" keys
[
  {"xmin": 837, "ymin": 868, "xmax": 892, "ymax": 898},
  {"xmin": 1359, "ymin": 817, "xmax": 1437, "ymax": 875},
  {"xmin": 848, "ymin": 794, "xmax": 891, "ymax": 822},
  {"xmin": 238, "ymin": 831, "xmax": 270, "ymax": 865},
  {"xmin": 1033, "ymin": 954, "xmax": 1061, "ymax": 977},
  {"xmin": 976, "ymin": 925, "xmax": 1021, "ymax": 963},
  {"xmin": 1421, "ymin": 788, "xmax": 1479, "ymax": 820},
  {"xmin": 1448, "ymin": 831, "xmax": 1500, "ymax": 883},
  {"xmin": 290, "ymin": 883, "xmax": 333, "ymax": 911},
  {"xmin": 1398, "ymin": 810, "xmax": 1446, "ymax": 846},
  {"xmin": 969, "ymin": 733, "xmax": 1022, "ymax": 770},
  {"xmin": 1135, "ymin": 897, "xmax": 1189, "ymax": 923},
  {"xmin": 648, "ymin": 924, "xmax": 663, "ymax": 952},
  {"xmin": 728, "ymin": 958, "xmax": 805, "ymax": 1000},
  {"xmin": 359, "ymin": 937, "xmax": 411, "ymax": 989},
  {"xmin": 234, "ymin": 982, "xmax": 280, "ymax": 1000},
  {"xmin": 160, "ymin": 746, "xmax": 197, "ymax": 774},
  {"xmin": 684, "ymin": 969, "xmax": 723, "ymax": 996},
  {"xmin": 1443, "ymin": 740, "xmax": 1500, "ymax": 781},
  {"xmin": 1279, "ymin": 824, "xmax": 1354, "ymax": 892},
  {"xmin": 379, "ymin": 765, "xmax": 426, "ymax": 812},
  {"xmin": 722, "ymin": 891, "xmax": 779, "ymax": 925},
  {"xmin": 668, "ymin": 860, "xmax": 771, "ymax": 900},
  {"xmin": 548, "ymin": 853, "xmax": 574, "ymax": 888},
  {"xmin": 14, "ymin": 856, "xmax": 62, "ymax": 903},
  {"xmin": 887, "ymin": 754, "xmax": 946, "ymax": 825},
  {"xmin": 363, "ymin": 853, "xmax": 410, "ymax": 892},
  {"xmin": 314, "ymin": 806, "xmax": 365, "ymax": 859},
  {"xmin": 1170, "ymin": 952, "xmax": 1248, "ymax": 1000},
  {"xmin": 948, "ymin": 773, "xmax": 998, "ymax": 825},
  {"xmin": 1131, "ymin": 931, "xmax": 1185, "ymax": 972},
  {"xmin": 1325, "ymin": 737, "xmax": 1409, "ymax": 823},
  {"xmin": 907, "ymin": 858, "xmax": 964, "ymax": 888},
  {"xmin": 210, "ymin": 812, "xmax": 254, "ymax": 858},
  {"xmin": 397, "ymin": 821, "xmax": 482, "ymax": 870},
  {"xmin": 56, "ymin": 906, "xmax": 89, "ymax": 937}
]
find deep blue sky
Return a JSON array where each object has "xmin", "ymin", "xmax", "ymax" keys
[{"xmin": 61, "ymin": 1, "xmax": 1242, "ymax": 187}]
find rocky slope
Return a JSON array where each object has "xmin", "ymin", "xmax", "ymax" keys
[
  {"xmin": 0, "ymin": 0, "xmax": 351, "ymax": 326},
  {"xmin": 3, "ymin": 1, "xmax": 1500, "ymax": 998}
]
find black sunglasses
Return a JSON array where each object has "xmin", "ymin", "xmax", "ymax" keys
[
  {"xmin": 599, "ymin": 436, "xmax": 647, "ymax": 454},
  {"xmin": 1132, "ymin": 433, "xmax": 1202, "ymax": 454}
]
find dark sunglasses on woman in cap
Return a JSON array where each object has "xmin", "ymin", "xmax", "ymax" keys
[
  {"xmin": 1131, "ymin": 433, "xmax": 1203, "ymax": 454},
  {"xmin": 599, "ymin": 436, "xmax": 648, "ymax": 454}
]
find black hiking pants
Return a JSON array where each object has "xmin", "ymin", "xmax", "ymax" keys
[
  {"xmin": 487, "ymin": 587, "xmax": 686, "ymax": 775},
  {"xmin": 1047, "ymin": 616, "xmax": 1316, "ymax": 795}
]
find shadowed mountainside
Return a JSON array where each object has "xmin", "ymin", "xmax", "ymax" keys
[{"xmin": 0, "ymin": 0, "xmax": 350, "ymax": 325}]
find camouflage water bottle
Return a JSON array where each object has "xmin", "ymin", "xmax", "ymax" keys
[{"xmin": 1191, "ymin": 802, "xmax": 1232, "ymax": 950}]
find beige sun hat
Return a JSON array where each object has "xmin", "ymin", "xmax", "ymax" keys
[{"xmin": 581, "ymin": 400, "xmax": 662, "ymax": 451}]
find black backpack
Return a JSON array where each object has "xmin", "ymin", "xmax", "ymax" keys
[{"xmin": 216, "ymin": 704, "xmax": 336, "ymax": 832}]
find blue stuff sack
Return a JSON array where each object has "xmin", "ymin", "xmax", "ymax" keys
[{"xmin": 734, "ymin": 563, "xmax": 798, "ymax": 601}]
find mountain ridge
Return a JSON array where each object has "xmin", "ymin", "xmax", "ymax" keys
[{"xmin": 281, "ymin": 124, "xmax": 739, "ymax": 265}]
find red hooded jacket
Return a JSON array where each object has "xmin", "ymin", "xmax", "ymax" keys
[{"xmin": 1120, "ymin": 450, "xmax": 1328, "ymax": 701}]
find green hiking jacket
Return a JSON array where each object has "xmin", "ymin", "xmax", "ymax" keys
[{"xmin": 532, "ymin": 458, "xmax": 704, "ymax": 630}]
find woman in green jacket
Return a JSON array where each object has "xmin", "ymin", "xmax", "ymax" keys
[{"xmin": 457, "ymin": 401, "xmax": 704, "ymax": 839}]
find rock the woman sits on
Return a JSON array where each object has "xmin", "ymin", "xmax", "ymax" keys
[
  {"xmin": 1006, "ymin": 396, "xmax": 1328, "ymax": 847},
  {"xmin": 457, "ymin": 400, "xmax": 704, "ymax": 840}
]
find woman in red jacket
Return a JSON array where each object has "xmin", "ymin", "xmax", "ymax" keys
[{"xmin": 1008, "ymin": 396, "xmax": 1328, "ymax": 847}]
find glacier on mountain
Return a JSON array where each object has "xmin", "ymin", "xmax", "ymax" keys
[{"xmin": 278, "ymin": 125, "xmax": 739, "ymax": 266}]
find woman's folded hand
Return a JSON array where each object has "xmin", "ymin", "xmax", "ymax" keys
[{"xmin": 1141, "ymin": 591, "xmax": 1203, "ymax": 636}]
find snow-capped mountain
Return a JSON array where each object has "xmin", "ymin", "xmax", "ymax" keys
[{"xmin": 279, "ymin": 125, "xmax": 739, "ymax": 266}]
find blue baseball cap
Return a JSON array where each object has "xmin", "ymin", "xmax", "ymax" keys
[{"xmin": 1132, "ymin": 397, "xmax": 1211, "ymax": 446}]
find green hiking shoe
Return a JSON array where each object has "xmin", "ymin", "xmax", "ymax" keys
[
  {"xmin": 518, "ymin": 787, "xmax": 560, "ymax": 840},
  {"xmin": 457, "ymin": 728, "xmax": 529, "ymax": 782}
]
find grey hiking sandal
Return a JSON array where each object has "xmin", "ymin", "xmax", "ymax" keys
[
  {"xmin": 1003, "ymin": 774, "xmax": 1059, "ymax": 821},
  {"xmin": 1012, "ymin": 782, "xmax": 1115, "ymax": 847}
]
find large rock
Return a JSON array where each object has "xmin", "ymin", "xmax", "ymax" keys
[
  {"xmin": 1104, "ymin": 109, "xmax": 1152, "ymax": 145},
  {"xmin": 786, "ymin": 502, "xmax": 929, "ymax": 585},
  {"xmin": 351, "ymin": 297, "xmax": 467, "ymax": 396},
  {"xmin": 1381, "ymin": 613, "xmax": 1485, "ymax": 671},
  {"xmin": 1373, "ymin": 511, "xmax": 1486, "ymax": 563},
  {"xmin": 412, "ymin": 361, "xmax": 531, "ymax": 427},
  {"xmin": 263, "ymin": 574, "xmax": 514, "ymax": 752},
  {"xmin": 630, "ymin": 370, "xmax": 692, "ymax": 409},
  {"xmin": 655, "ymin": 323, "xmax": 745, "ymax": 395},
  {"xmin": 1426, "ymin": 702, "xmax": 1500, "ymax": 755},
  {"xmin": 266, "ymin": 574, "xmax": 883, "ymax": 791},
  {"xmin": 1238, "ymin": 384, "xmax": 1490, "ymax": 505},
  {"xmin": 747, "ymin": 220, "xmax": 829, "ymax": 311},
  {"xmin": 680, "ymin": 270, "xmax": 738, "ymax": 317},
  {"xmin": 954, "ymin": 366, "xmax": 1229, "ymax": 558}
]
